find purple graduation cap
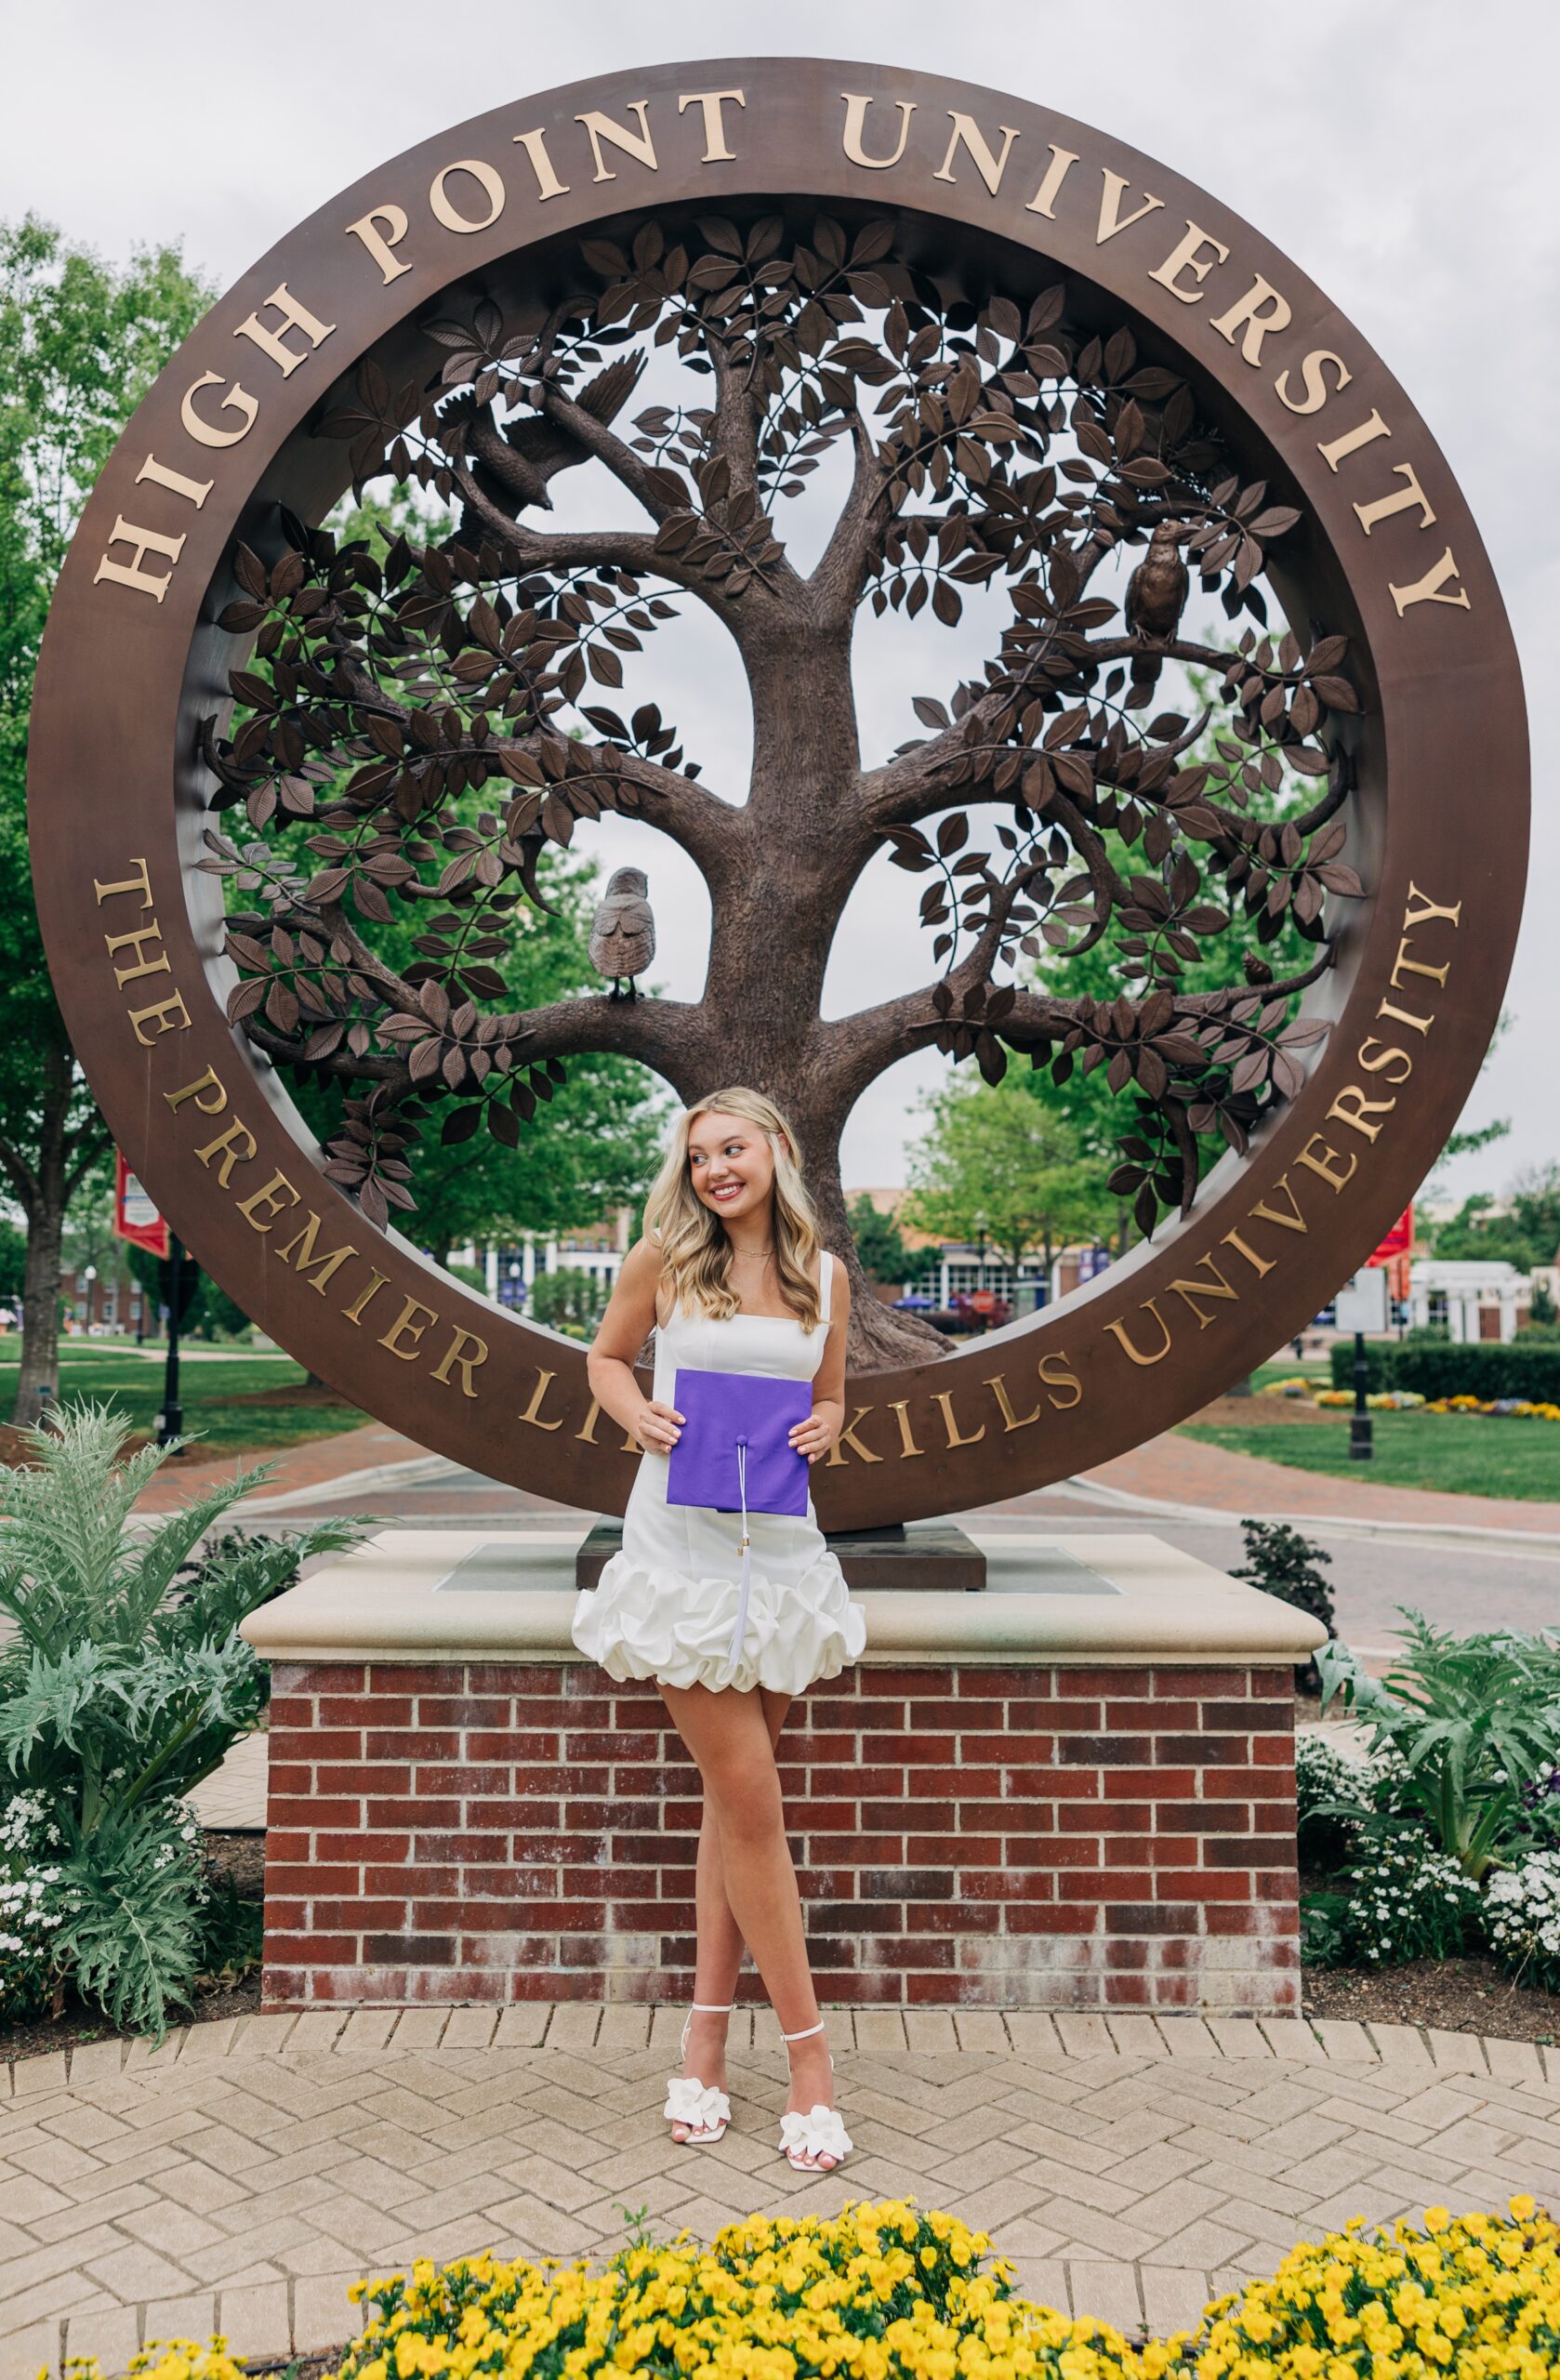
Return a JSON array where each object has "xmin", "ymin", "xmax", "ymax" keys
[
  {"xmin": 666, "ymin": 1368, "xmax": 813, "ymax": 1683},
  {"xmin": 666, "ymin": 1368, "xmax": 813, "ymax": 1519}
]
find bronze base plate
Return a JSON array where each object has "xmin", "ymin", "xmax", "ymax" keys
[{"xmin": 574, "ymin": 1517, "xmax": 986, "ymax": 1593}]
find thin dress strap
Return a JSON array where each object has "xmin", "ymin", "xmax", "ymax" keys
[{"xmin": 817, "ymin": 1250, "xmax": 833, "ymax": 1323}]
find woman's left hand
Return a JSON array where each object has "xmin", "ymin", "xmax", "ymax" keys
[{"xmin": 789, "ymin": 1407, "xmax": 840, "ymax": 1464}]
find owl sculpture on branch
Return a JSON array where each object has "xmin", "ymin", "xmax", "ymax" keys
[{"xmin": 196, "ymin": 206, "xmax": 1363, "ymax": 1371}]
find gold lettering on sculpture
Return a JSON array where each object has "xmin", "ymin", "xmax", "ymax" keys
[
  {"xmin": 93, "ymin": 517, "xmax": 185, "ymax": 602},
  {"xmin": 678, "ymin": 89, "xmax": 745, "ymax": 161},
  {"xmin": 511, "ymin": 128, "xmax": 569, "ymax": 201},
  {"xmin": 102, "ymin": 922, "xmax": 169, "ymax": 987},
  {"xmin": 932, "ymin": 1389, "xmax": 986, "ymax": 1448},
  {"xmin": 346, "ymin": 203, "xmax": 413, "ymax": 284},
  {"xmin": 1025, "ymin": 143, "xmax": 1079, "ymax": 217},
  {"xmin": 1354, "ymin": 463, "xmax": 1436, "ymax": 536},
  {"xmin": 93, "ymin": 859, "xmax": 153, "ymax": 907},
  {"xmin": 1376, "ymin": 997, "xmax": 1435, "ymax": 1037},
  {"xmin": 273, "ymin": 1212, "xmax": 357, "ymax": 1294},
  {"xmin": 1389, "ymin": 547, "xmax": 1471, "ymax": 615},
  {"xmin": 839, "ymin": 94, "xmax": 916, "ymax": 170},
  {"xmin": 232, "ymin": 283, "xmax": 337, "ymax": 377},
  {"xmin": 519, "ymin": 1367, "xmax": 565, "ymax": 1431},
  {"xmin": 1149, "ymin": 219, "xmax": 1231, "ymax": 302},
  {"xmin": 985, "ymin": 1374, "xmax": 1042, "ymax": 1432},
  {"xmin": 180, "ymin": 372, "xmax": 260, "ymax": 447},
  {"xmin": 1404, "ymin": 885, "xmax": 1462, "ymax": 932},
  {"xmin": 135, "ymin": 454, "xmax": 213, "ymax": 509},
  {"xmin": 1390, "ymin": 937, "xmax": 1450, "ymax": 992},
  {"xmin": 1220, "ymin": 1227, "xmax": 1276, "ymax": 1279},
  {"xmin": 126, "ymin": 990, "xmax": 190, "ymax": 1047},
  {"xmin": 432, "ymin": 1325, "xmax": 488, "ymax": 1397},
  {"xmin": 1096, "ymin": 168, "xmax": 1163, "ymax": 243},
  {"xmin": 341, "ymin": 1269, "xmax": 391, "ymax": 1327},
  {"xmin": 1293, "ymin": 1133, "xmax": 1357, "ymax": 1194},
  {"xmin": 932, "ymin": 111, "xmax": 1021, "ymax": 194},
  {"xmin": 164, "ymin": 1064, "xmax": 228, "ymax": 1117},
  {"xmin": 378, "ymin": 1293, "xmax": 438, "ymax": 1361},
  {"xmin": 1316, "ymin": 409, "xmax": 1391, "ymax": 471},
  {"xmin": 825, "ymin": 1407, "xmax": 884, "ymax": 1465},
  {"xmin": 1167, "ymin": 1254, "xmax": 1240, "ymax": 1328},
  {"xmin": 1038, "ymin": 1352, "xmax": 1083, "ymax": 1409},
  {"xmin": 1248, "ymin": 1173, "xmax": 1309, "ymax": 1234},
  {"xmin": 1327, "ymin": 1083, "xmax": 1397, "ymax": 1142},
  {"xmin": 575, "ymin": 104, "xmax": 658, "ymax": 183},
  {"xmin": 234, "ymin": 1169, "xmax": 300, "ymax": 1232},
  {"xmin": 193, "ymin": 1117, "xmax": 258, "ymax": 1186},
  {"xmin": 1209, "ymin": 273, "xmax": 1292, "ymax": 365},
  {"xmin": 1274, "ymin": 348, "xmax": 1352, "ymax": 416},
  {"xmin": 1104, "ymin": 1300, "xmax": 1173, "ymax": 1366},
  {"xmin": 1357, "ymin": 1037, "xmax": 1415, "ymax": 1085},
  {"xmin": 886, "ymin": 1397, "xmax": 925, "ymax": 1458},
  {"xmin": 429, "ymin": 159, "xmax": 505, "ymax": 234}
]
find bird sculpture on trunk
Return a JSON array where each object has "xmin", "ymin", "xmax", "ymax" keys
[
  {"xmin": 466, "ymin": 353, "xmax": 647, "ymax": 515},
  {"xmin": 1124, "ymin": 521, "xmax": 1190, "ymax": 694},
  {"xmin": 588, "ymin": 866, "xmax": 656, "ymax": 999}
]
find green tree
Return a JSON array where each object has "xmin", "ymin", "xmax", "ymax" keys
[
  {"xmin": 904, "ymin": 1074, "xmax": 1111, "ymax": 1277},
  {"xmin": 846, "ymin": 1193, "xmax": 936, "ymax": 1292},
  {"xmin": 1434, "ymin": 1162, "xmax": 1560, "ymax": 1276},
  {"xmin": 0, "ymin": 217, "xmax": 212, "ymax": 1421}
]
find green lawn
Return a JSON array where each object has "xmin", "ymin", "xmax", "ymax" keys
[
  {"xmin": 0, "ymin": 1340, "xmax": 366, "ymax": 1459},
  {"xmin": 1182, "ymin": 1412, "xmax": 1560, "ymax": 1501}
]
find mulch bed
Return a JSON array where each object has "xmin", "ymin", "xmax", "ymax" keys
[
  {"xmin": 1303, "ymin": 1954, "xmax": 1557, "ymax": 2043},
  {"xmin": 1187, "ymin": 1393, "xmax": 1335, "ymax": 1427}
]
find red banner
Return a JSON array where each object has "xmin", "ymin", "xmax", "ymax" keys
[
  {"xmin": 113, "ymin": 1151, "xmax": 169, "ymax": 1260},
  {"xmin": 1367, "ymin": 1206, "xmax": 1413, "ymax": 1263}
]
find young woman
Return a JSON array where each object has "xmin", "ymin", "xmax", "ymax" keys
[{"xmin": 572, "ymin": 1087, "xmax": 866, "ymax": 2173}]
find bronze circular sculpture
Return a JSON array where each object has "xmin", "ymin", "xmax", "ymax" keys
[{"xmin": 29, "ymin": 60, "xmax": 1527, "ymax": 1527}]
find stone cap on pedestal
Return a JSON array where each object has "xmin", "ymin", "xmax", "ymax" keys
[{"xmin": 241, "ymin": 1527, "xmax": 1327, "ymax": 1668}]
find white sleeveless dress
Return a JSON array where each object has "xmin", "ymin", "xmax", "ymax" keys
[{"xmin": 570, "ymin": 1253, "xmax": 868, "ymax": 1695}]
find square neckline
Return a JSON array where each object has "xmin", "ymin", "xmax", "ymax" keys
[{"xmin": 668, "ymin": 1250, "xmax": 834, "ymax": 1326}]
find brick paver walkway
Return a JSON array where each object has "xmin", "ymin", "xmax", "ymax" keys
[
  {"xmin": 134, "ymin": 1421, "xmax": 434, "ymax": 1514},
  {"xmin": 2, "ymin": 2009, "xmax": 1554, "ymax": 2377}
]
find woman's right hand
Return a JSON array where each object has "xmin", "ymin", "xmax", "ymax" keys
[{"xmin": 631, "ymin": 1398, "xmax": 685, "ymax": 1453}]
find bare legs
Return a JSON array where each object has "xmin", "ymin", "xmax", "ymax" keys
[{"xmin": 658, "ymin": 1678, "xmax": 839, "ymax": 2168}]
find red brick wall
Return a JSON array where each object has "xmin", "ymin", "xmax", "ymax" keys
[{"xmin": 261, "ymin": 1659, "xmax": 1299, "ymax": 2014}]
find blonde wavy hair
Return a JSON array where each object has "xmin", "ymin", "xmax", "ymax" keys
[{"xmin": 643, "ymin": 1087, "xmax": 826, "ymax": 1331}]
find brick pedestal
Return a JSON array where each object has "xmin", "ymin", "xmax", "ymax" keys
[{"xmin": 260, "ymin": 1650, "xmax": 1300, "ymax": 2014}]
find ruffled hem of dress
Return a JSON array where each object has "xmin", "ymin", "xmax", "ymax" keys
[{"xmin": 570, "ymin": 1548, "xmax": 867, "ymax": 1693}]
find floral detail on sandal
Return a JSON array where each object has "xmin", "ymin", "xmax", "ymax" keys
[
  {"xmin": 664, "ymin": 2072, "xmax": 730, "ymax": 2139},
  {"xmin": 778, "ymin": 2101, "xmax": 853, "ymax": 2169}
]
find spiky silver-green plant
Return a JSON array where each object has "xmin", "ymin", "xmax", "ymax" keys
[{"xmin": 0, "ymin": 1403, "xmax": 364, "ymax": 2035}]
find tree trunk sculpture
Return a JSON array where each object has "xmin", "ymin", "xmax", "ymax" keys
[{"xmin": 197, "ymin": 208, "xmax": 1361, "ymax": 1369}]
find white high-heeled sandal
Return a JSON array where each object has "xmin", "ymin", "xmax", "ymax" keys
[
  {"xmin": 664, "ymin": 2001, "xmax": 733, "ymax": 2144},
  {"xmin": 778, "ymin": 2017, "xmax": 853, "ymax": 2172}
]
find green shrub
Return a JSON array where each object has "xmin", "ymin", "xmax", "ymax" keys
[
  {"xmin": 1316, "ymin": 1611, "xmax": 1560, "ymax": 1880},
  {"xmin": 1397, "ymin": 1342, "xmax": 1560, "ymax": 1400},
  {"xmin": 1327, "ymin": 1338, "xmax": 1395, "ymax": 1392},
  {"xmin": 1302, "ymin": 1822, "xmax": 1481, "ymax": 1966},
  {"xmin": 1294, "ymin": 1732, "xmax": 1371, "ymax": 1871},
  {"xmin": 1233, "ymin": 1519, "xmax": 1335, "ymax": 1691},
  {"xmin": 0, "ymin": 1402, "xmax": 362, "ymax": 2035}
]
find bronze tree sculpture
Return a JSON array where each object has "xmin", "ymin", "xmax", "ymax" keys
[{"xmin": 196, "ymin": 205, "xmax": 1361, "ymax": 1369}]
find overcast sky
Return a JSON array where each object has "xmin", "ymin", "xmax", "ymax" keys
[{"xmin": 6, "ymin": 0, "xmax": 1549, "ymax": 1206}]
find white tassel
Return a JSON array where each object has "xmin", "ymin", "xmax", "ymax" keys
[{"xmin": 721, "ymin": 1437, "xmax": 752, "ymax": 1683}]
